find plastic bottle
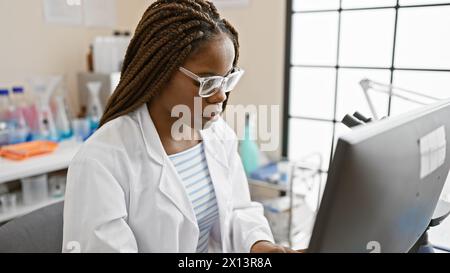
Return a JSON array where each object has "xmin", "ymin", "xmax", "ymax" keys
[
  {"xmin": 0, "ymin": 89, "xmax": 9, "ymax": 121},
  {"xmin": 0, "ymin": 89, "xmax": 10, "ymax": 146},
  {"xmin": 30, "ymin": 77, "xmax": 60, "ymax": 142},
  {"xmin": 51, "ymin": 79, "xmax": 72, "ymax": 140},
  {"xmin": 87, "ymin": 81, "xmax": 103, "ymax": 133},
  {"xmin": 13, "ymin": 86, "xmax": 39, "ymax": 140},
  {"xmin": 238, "ymin": 113, "xmax": 261, "ymax": 176},
  {"xmin": 10, "ymin": 86, "xmax": 31, "ymax": 143},
  {"xmin": 54, "ymin": 95, "xmax": 72, "ymax": 140}
]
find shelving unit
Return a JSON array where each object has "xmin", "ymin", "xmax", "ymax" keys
[
  {"xmin": 0, "ymin": 139, "xmax": 82, "ymax": 223},
  {"xmin": 248, "ymin": 174, "xmax": 322, "ymax": 249}
]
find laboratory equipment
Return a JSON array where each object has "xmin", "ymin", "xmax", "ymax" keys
[
  {"xmin": 308, "ymin": 99, "xmax": 450, "ymax": 253},
  {"xmin": 87, "ymin": 81, "xmax": 103, "ymax": 131},
  {"xmin": 239, "ymin": 113, "xmax": 261, "ymax": 176},
  {"xmin": 361, "ymin": 78, "xmax": 440, "ymax": 120},
  {"xmin": 54, "ymin": 95, "xmax": 72, "ymax": 140},
  {"xmin": 21, "ymin": 174, "xmax": 49, "ymax": 206},
  {"xmin": 0, "ymin": 88, "xmax": 28, "ymax": 145},
  {"xmin": 5, "ymin": 193, "xmax": 17, "ymax": 210},
  {"xmin": 71, "ymin": 118, "xmax": 91, "ymax": 142},
  {"xmin": 0, "ymin": 89, "xmax": 9, "ymax": 120},
  {"xmin": 7, "ymin": 89, "xmax": 29, "ymax": 145},
  {"xmin": 11, "ymin": 86, "xmax": 32, "ymax": 142},
  {"xmin": 0, "ymin": 89, "xmax": 10, "ymax": 146},
  {"xmin": 29, "ymin": 76, "xmax": 61, "ymax": 142},
  {"xmin": 92, "ymin": 35, "xmax": 130, "ymax": 74},
  {"xmin": 77, "ymin": 72, "xmax": 120, "ymax": 118},
  {"xmin": 49, "ymin": 175, "xmax": 66, "ymax": 198},
  {"xmin": 49, "ymin": 78, "xmax": 72, "ymax": 140},
  {"xmin": 0, "ymin": 191, "xmax": 17, "ymax": 212},
  {"xmin": 263, "ymin": 195, "xmax": 313, "ymax": 246}
]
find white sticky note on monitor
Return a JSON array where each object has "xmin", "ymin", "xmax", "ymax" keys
[{"xmin": 420, "ymin": 126, "xmax": 447, "ymax": 179}]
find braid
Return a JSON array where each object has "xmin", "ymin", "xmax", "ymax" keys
[{"xmin": 99, "ymin": 0, "xmax": 240, "ymax": 127}]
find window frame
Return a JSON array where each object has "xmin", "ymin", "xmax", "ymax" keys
[{"xmin": 283, "ymin": 0, "xmax": 450, "ymax": 170}]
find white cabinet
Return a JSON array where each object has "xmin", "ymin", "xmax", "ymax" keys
[{"xmin": 0, "ymin": 140, "xmax": 81, "ymax": 223}]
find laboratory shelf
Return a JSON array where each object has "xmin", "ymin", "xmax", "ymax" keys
[
  {"xmin": 0, "ymin": 196, "xmax": 64, "ymax": 223},
  {"xmin": 0, "ymin": 139, "xmax": 82, "ymax": 184},
  {"xmin": 248, "ymin": 178, "xmax": 289, "ymax": 192}
]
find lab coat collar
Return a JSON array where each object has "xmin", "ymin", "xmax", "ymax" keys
[
  {"xmin": 135, "ymin": 103, "xmax": 230, "ymax": 171},
  {"xmin": 136, "ymin": 104, "xmax": 165, "ymax": 166}
]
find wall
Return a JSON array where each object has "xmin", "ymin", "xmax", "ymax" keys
[{"xmin": 219, "ymin": 0, "xmax": 287, "ymax": 159}]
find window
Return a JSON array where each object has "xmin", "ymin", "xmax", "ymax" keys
[{"xmin": 284, "ymin": 0, "xmax": 450, "ymax": 172}]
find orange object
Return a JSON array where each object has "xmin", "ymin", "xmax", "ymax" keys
[{"xmin": 0, "ymin": 141, "xmax": 58, "ymax": 161}]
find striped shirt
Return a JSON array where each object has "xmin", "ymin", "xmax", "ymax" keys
[{"xmin": 168, "ymin": 142, "xmax": 219, "ymax": 253}]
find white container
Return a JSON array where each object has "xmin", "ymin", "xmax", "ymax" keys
[
  {"xmin": 49, "ymin": 175, "xmax": 66, "ymax": 198},
  {"xmin": 0, "ymin": 126, "xmax": 9, "ymax": 146},
  {"xmin": 87, "ymin": 81, "xmax": 104, "ymax": 123},
  {"xmin": 93, "ymin": 36, "xmax": 130, "ymax": 74},
  {"xmin": 0, "ymin": 194, "xmax": 8, "ymax": 212},
  {"xmin": 21, "ymin": 174, "xmax": 49, "ymax": 205},
  {"xmin": 6, "ymin": 192, "xmax": 17, "ymax": 210},
  {"xmin": 277, "ymin": 161, "xmax": 293, "ymax": 185},
  {"xmin": 72, "ymin": 118, "xmax": 91, "ymax": 142},
  {"xmin": 0, "ymin": 192, "xmax": 18, "ymax": 212}
]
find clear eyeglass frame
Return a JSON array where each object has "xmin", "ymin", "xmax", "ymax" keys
[{"xmin": 179, "ymin": 66, "xmax": 245, "ymax": 98}]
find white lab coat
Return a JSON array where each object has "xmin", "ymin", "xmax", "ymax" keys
[{"xmin": 62, "ymin": 104, "xmax": 274, "ymax": 253}]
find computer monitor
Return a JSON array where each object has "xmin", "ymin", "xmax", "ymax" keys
[{"xmin": 308, "ymin": 99, "xmax": 450, "ymax": 253}]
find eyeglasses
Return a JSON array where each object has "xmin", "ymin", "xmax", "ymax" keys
[{"xmin": 179, "ymin": 66, "xmax": 245, "ymax": 98}]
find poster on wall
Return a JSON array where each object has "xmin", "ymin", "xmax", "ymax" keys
[
  {"xmin": 83, "ymin": 0, "xmax": 117, "ymax": 27},
  {"xmin": 212, "ymin": 0, "xmax": 250, "ymax": 8},
  {"xmin": 43, "ymin": 0, "xmax": 117, "ymax": 27},
  {"xmin": 43, "ymin": 0, "xmax": 83, "ymax": 25}
]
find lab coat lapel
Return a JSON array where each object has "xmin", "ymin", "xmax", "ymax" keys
[
  {"xmin": 159, "ymin": 160, "xmax": 198, "ymax": 227},
  {"xmin": 200, "ymin": 128, "xmax": 232, "ymax": 252},
  {"xmin": 136, "ymin": 105, "xmax": 197, "ymax": 227}
]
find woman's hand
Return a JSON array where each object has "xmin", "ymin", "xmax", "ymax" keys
[{"xmin": 250, "ymin": 240, "xmax": 305, "ymax": 253}]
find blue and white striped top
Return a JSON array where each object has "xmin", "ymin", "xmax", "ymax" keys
[{"xmin": 168, "ymin": 142, "xmax": 219, "ymax": 253}]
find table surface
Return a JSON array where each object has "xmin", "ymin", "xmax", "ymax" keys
[{"xmin": 0, "ymin": 139, "xmax": 82, "ymax": 184}]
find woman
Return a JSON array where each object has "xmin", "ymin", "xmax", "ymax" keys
[{"xmin": 63, "ymin": 0, "xmax": 296, "ymax": 253}]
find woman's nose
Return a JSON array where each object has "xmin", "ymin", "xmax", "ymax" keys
[{"xmin": 207, "ymin": 88, "xmax": 227, "ymax": 104}]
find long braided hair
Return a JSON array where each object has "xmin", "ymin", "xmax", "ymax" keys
[{"xmin": 99, "ymin": 0, "xmax": 240, "ymax": 127}]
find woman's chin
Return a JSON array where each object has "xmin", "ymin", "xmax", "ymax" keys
[{"xmin": 202, "ymin": 114, "xmax": 220, "ymax": 128}]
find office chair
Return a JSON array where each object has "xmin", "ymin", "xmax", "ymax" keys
[{"xmin": 0, "ymin": 201, "xmax": 63, "ymax": 253}]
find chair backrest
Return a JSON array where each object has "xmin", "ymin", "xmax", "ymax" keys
[{"xmin": 0, "ymin": 202, "xmax": 64, "ymax": 253}]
